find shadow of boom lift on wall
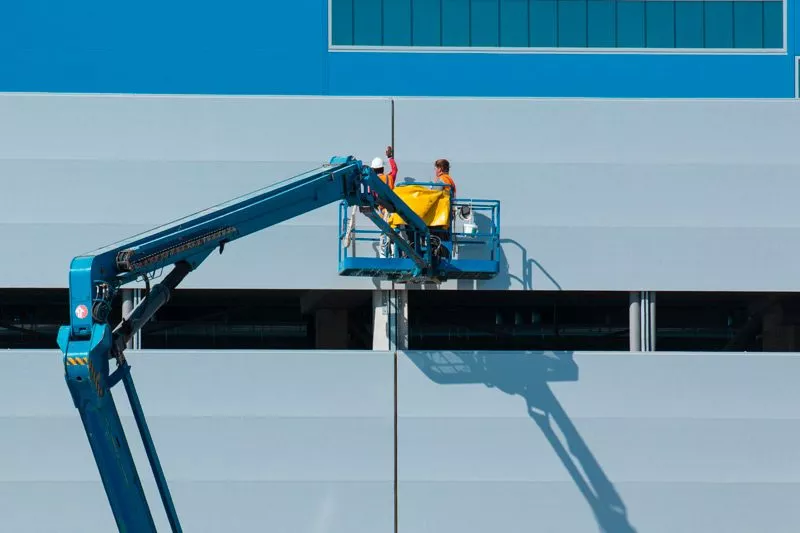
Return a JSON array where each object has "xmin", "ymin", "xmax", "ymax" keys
[
  {"xmin": 405, "ymin": 350, "xmax": 637, "ymax": 533},
  {"xmin": 456, "ymin": 212, "xmax": 560, "ymax": 291}
]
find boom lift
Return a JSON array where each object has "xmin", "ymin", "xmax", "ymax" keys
[{"xmin": 57, "ymin": 156, "xmax": 500, "ymax": 532}]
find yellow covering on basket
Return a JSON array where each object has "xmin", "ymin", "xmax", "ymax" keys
[{"xmin": 387, "ymin": 185, "xmax": 451, "ymax": 228}]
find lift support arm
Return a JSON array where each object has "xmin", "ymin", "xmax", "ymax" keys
[{"xmin": 57, "ymin": 156, "xmax": 434, "ymax": 532}]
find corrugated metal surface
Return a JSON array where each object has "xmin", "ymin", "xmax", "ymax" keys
[
  {"xmin": 0, "ymin": 349, "xmax": 394, "ymax": 533},
  {"xmin": 399, "ymin": 350, "xmax": 800, "ymax": 532},
  {"xmin": 394, "ymin": 97, "xmax": 800, "ymax": 291},
  {"xmin": 0, "ymin": 93, "xmax": 390, "ymax": 290},
  {"xmin": 1, "ymin": 349, "xmax": 799, "ymax": 532},
  {"xmin": 3, "ymin": 94, "xmax": 800, "ymax": 291}
]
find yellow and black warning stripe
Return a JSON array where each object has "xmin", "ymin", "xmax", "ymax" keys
[
  {"xmin": 87, "ymin": 359, "xmax": 105, "ymax": 397},
  {"xmin": 66, "ymin": 357, "xmax": 88, "ymax": 366}
]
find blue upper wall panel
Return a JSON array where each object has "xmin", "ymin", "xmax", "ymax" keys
[
  {"xmin": 0, "ymin": 0, "xmax": 329, "ymax": 95},
  {"xmin": 0, "ymin": 0, "xmax": 796, "ymax": 97},
  {"xmin": 328, "ymin": 51, "xmax": 795, "ymax": 97}
]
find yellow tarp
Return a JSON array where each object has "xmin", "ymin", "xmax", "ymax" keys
[{"xmin": 387, "ymin": 185, "xmax": 451, "ymax": 228}]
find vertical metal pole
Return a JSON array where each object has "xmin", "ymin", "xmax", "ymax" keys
[
  {"xmin": 649, "ymin": 291, "xmax": 657, "ymax": 351},
  {"xmin": 388, "ymin": 287, "xmax": 396, "ymax": 351},
  {"xmin": 641, "ymin": 291, "xmax": 648, "ymax": 350},
  {"xmin": 122, "ymin": 290, "xmax": 134, "ymax": 349},
  {"xmin": 131, "ymin": 289, "xmax": 142, "ymax": 350},
  {"xmin": 638, "ymin": 291, "xmax": 656, "ymax": 352},
  {"xmin": 391, "ymin": 99, "xmax": 395, "ymax": 154},
  {"xmin": 629, "ymin": 291, "xmax": 641, "ymax": 352}
]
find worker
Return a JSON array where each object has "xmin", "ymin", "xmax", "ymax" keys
[
  {"xmin": 434, "ymin": 158, "xmax": 455, "ymax": 197},
  {"xmin": 370, "ymin": 145, "xmax": 398, "ymax": 189},
  {"xmin": 371, "ymin": 146, "xmax": 399, "ymax": 258},
  {"xmin": 385, "ymin": 145, "xmax": 398, "ymax": 185},
  {"xmin": 366, "ymin": 148, "xmax": 396, "ymax": 207},
  {"xmin": 432, "ymin": 158, "xmax": 456, "ymax": 245}
]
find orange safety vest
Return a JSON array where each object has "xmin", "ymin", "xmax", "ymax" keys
[
  {"xmin": 379, "ymin": 172, "xmax": 395, "ymax": 189},
  {"xmin": 376, "ymin": 173, "xmax": 394, "ymax": 219},
  {"xmin": 438, "ymin": 173, "xmax": 456, "ymax": 197}
]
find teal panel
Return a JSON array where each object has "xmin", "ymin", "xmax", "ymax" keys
[
  {"xmin": 338, "ymin": 0, "xmax": 783, "ymax": 49},
  {"xmin": 704, "ymin": 1, "xmax": 733, "ymax": 48},
  {"xmin": 332, "ymin": 0, "xmax": 354, "ymax": 45},
  {"xmin": 733, "ymin": 2, "xmax": 764, "ymax": 48},
  {"xmin": 471, "ymin": 0, "xmax": 500, "ymax": 46},
  {"xmin": 530, "ymin": 0, "xmax": 557, "ymax": 46},
  {"xmin": 762, "ymin": 0, "xmax": 783, "ymax": 48},
  {"xmin": 383, "ymin": 0, "xmax": 412, "ymax": 46},
  {"xmin": 442, "ymin": 0, "xmax": 470, "ymax": 45},
  {"xmin": 558, "ymin": 0, "xmax": 588, "ymax": 47},
  {"xmin": 500, "ymin": 0, "xmax": 529, "ymax": 47},
  {"xmin": 617, "ymin": 1, "xmax": 645, "ymax": 47},
  {"xmin": 674, "ymin": 1, "xmax": 703, "ymax": 48},
  {"xmin": 587, "ymin": 0, "xmax": 616, "ymax": 47},
  {"xmin": 412, "ymin": 0, "xmax": 442, "ymax": 45},
  {"xmin": 646, "ymin": 1, "xmax": 675, "ymax": 48},
  {"xmin": 354, "ymin": 0, "xmax": 383, "ymax": 45}
]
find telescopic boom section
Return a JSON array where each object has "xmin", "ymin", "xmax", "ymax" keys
[{"xmin": 57, "ymin": 155, "xmax": 435, "ymax": 532}]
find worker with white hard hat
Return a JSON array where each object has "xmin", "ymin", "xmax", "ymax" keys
[
  {"xmin": 370, "ymin": 145, "xmax": 397, "ymax": 189},
  {"xmin": 370, "ymin": 146, "xmax": 399, "ymax": 258}
]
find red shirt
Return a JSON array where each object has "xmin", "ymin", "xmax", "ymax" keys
[
  {"xmin": 388, "ymin": 157, "xmax": 398, "ymax": 186},
  {"xmin": 380, "ymin": 157, "xmax": 398, "ymax": 189}
]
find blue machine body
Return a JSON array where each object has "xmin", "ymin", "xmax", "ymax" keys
[{"xmin": 57, "ymin": 156, "xmax": 500, "ymax": 532}]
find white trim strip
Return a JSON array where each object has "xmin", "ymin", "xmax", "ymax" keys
[
  {"xmin": 330, "ymin": 45, "xmax": 787, "ymax": 56},
  {"xmin": 795, "ymin": 57, "xmax": 800, "ymax": 99},
  {"xmin": 327, "ymin": 0, "xmax": 333, "ymax": 49},
  {"xmin": 783, "ymin": 0, "xmax": 789, "ymax": 50}
]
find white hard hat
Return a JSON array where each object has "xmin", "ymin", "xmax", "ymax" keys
[{"xmin": 370, "ymin": 157, "xmax": 384, "ymax": 169}]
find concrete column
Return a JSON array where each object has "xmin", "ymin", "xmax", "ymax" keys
[
  {"xmin": 121, "ymin": 289, "xmax": 147, "ymax": 349},
  {"xmin": 371, "ymin": 288, "xmax": 408, "ymax": 351},
  {"xmin": 629, "ymin": 291, "xmax": 641, "ymax": 352},
  {"xmin": 315, "ymin": 308, "xmax": 349, "ymax": 349},
  {"xmin": 372, "ymin": 290, "xmax": 390, "ymax": 350},
  {"xmin": 122, "ymin": 289, "xmax": 142, "ymax": 349},
  {"xmin": 392, "ymin": 289, "xmax": 409, "ymax": 351}
]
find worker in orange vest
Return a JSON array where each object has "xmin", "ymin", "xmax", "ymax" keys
[
  {"xmin": 434, "ymin": 158, "xmax": 455, "ymax": 197},
  {"xmin": 432, "ymin": 158, "xmax": 456, "ymax": 246},
  {"xmin": 371, "ymin": 146, "xmax": 399, "ymax": 257},
  {"xmin": 371, "ymin": 146, "xmax": 398, "ymax": 189}
]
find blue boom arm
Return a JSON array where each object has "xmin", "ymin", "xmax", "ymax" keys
[{"xmin": 56, "ymin": 156, "xmax": 436, "ymax": 532}]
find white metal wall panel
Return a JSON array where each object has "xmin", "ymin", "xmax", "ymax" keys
[
  {"xmin": 4, "ymin": 222, "xmax": 372, "ymax": 289},
  {"xmin": 5, "ymin": 94, "xmax": 800, "ymax": 290},
  {"xmin": 2, "ymin": 349, "xmax": 799, "ymax": 532},
  {"xmin": 397, "ymin": 350, "xmax": 800, "ymax": 533},
  {"xmin": 0, "ymin": 349, "xmax": 395, "ymax": 533},
  {"xmin": 0, "ymin": 93, "xmax": 391, "ymax": 288},
  {"xmin": 394, "ymin": 98, "xmax": 800, "ymax": 291}
]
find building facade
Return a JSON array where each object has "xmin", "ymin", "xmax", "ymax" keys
[
  {"xmin": 1, "ymin": 0, "xmax": 797, "ymax": 97},
  {"xmin": 2, "ymin": 1, "xmax": 800, "ymax": 532}
]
